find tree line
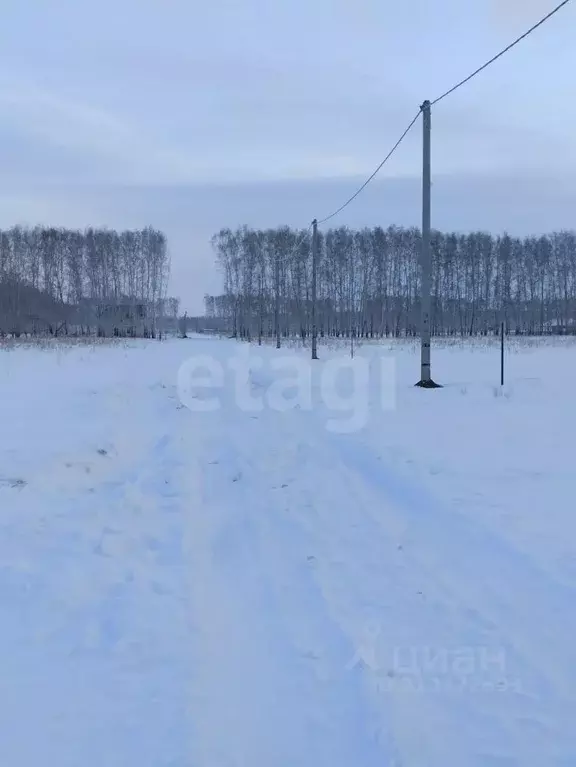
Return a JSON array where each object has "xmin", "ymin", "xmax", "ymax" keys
[
  {"xmin": 0, "ymin": 225, "xmax": 178, "ymax": 336},
  {"xmin": 206, "ymin": 225, "xmax": 576, "ymax": 339}
]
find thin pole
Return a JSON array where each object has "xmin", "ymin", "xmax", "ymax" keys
[
  {"xmin": 275, "ymin": 249, "xmax": 281, "ymax": 349},
  {"xmin": 501, "ymin": 321, "xmax": 505, "ymax": 386},
  {"xmin": 416, "ymin": 100, "xmax": 441, "ymax": 388},
  {"xmin": 311, "ymin": 219, "xmax": 319, "ymax": 360},
  {"xmin": 258, "ymin": 271, "xmax": 263, "ymax": 346}
]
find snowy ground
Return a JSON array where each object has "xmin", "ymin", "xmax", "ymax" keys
[{"xmin": 1, "ymin": 334, "xmax": 576, "ymax": 766}]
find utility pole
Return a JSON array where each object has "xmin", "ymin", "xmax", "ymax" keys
[
  {"xmin": 311, "ymin": 219, "xmax": 319, "ymax": 360},
  {"xmin": 500, "ymin": 321, "xmax": 505, "ymax": 387},
  {"xmin": 258, "ymin": 271, "xmax": 264, "ymax": 346},
  {"xmin": 416, "ymin": 99, "xmax": 441, "ymax": 388},
  {"xmin": 275, "ymin": 249, "xmax": 281, "ymax": 349}
]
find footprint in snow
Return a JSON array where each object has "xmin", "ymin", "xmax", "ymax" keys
[{"xmin": 0, "ymin": 478, "xmax": 27, "ymax": 489}]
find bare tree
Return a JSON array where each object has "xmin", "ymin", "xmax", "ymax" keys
[
  {"xmin": 207, "ymin": 225, "xmax": 576, "ymax": 339},
  {"xmin": 0, "ymin": 225, "xmax": 176, "ymax": 338}
]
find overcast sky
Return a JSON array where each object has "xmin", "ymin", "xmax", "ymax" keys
[{"xmin": 1, "ymin": 0, "xmax": 575, "ymax": 312}]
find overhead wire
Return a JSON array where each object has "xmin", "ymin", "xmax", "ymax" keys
[
  {"xmin": 316, "ymin": 109, "xmax": 422, "ymax": 225},
  {"xmin": 431, "ymin": 0, "xmax": 572, "ymax": 105},
  {"xmin": 256, "ymin": 0, "xmax": 574, "ymax": 353},
  {"xmin": 313, "ymin": 0, "xmax": 572, "ymax": 227}
]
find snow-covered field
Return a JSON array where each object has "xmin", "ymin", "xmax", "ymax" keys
[{"xmin": 1, "ymin": 334, "xmax": 576, "ymax": 766}]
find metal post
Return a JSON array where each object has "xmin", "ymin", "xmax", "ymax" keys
[
  {"xmin": 275, "ymin": 249, "xmax": 281, "ymax": 349},
  {"xmin": 311, "ymin": 219, "xmax": 319, "ymax": 360},
  {"xmin": 416, "ymin": 100, "xmax": 441, "ymax": 388}
]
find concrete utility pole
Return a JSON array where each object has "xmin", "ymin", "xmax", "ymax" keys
[
  {"xmin": 275, "ymin": 249, "xmax": 281, "ymax": 349},
  {"xmin": 416, "ymin": 99, "xmax": 441, "ymax": 388},
  {"xmin": 311, "ymin": 219, "xmax": 319, "ymax": 360},
  {"xmin": 258, "ymin": 271, "xmax": 264, "ymax": 346}
]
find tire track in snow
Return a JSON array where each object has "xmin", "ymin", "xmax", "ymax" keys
[
  {"xmin": 214, "ymin": 386, "xmax": 576, "ymax": 766},
  {"xmin": 303, "ymin": 425, "xmax": 576, "ymax": 766},
  {"xmin": 335, "ymin": 435, "xmax": 576, "ymax": 689},
  {"xmin": 181, "ymin": 407, "xmax": 402, "ymax": 767},
  {"xmin": 177, "ymin": 339, "xmax": 576, "ymax": 765}
]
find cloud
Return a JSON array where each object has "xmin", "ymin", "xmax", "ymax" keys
[
  {"xmin": 3, "ymin": 72, "xmax": 572, "ymax": 191},
  {"xmin": 0, "ymin": 78, "xmax": 197, "ymax": 184},
  {"xmin": 0, "ymin": 75, "xmax": 416, "ymax": 185}
]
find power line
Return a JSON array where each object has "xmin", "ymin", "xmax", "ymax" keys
[
  {"xmin": 431, "ymin": 0, "xmax": 572, "ymax": 105},
  {"xmin": 316, "ymin": 109, "xmax": 421, "ymax": 225},
  {"xmin": 299, "ymin": 0, "xmax": 571, "ymax": 233}
]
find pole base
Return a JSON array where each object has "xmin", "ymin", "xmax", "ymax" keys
[{"xmin": 415, "ymin": 379, "xmax": 443, "ymax": 389}]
